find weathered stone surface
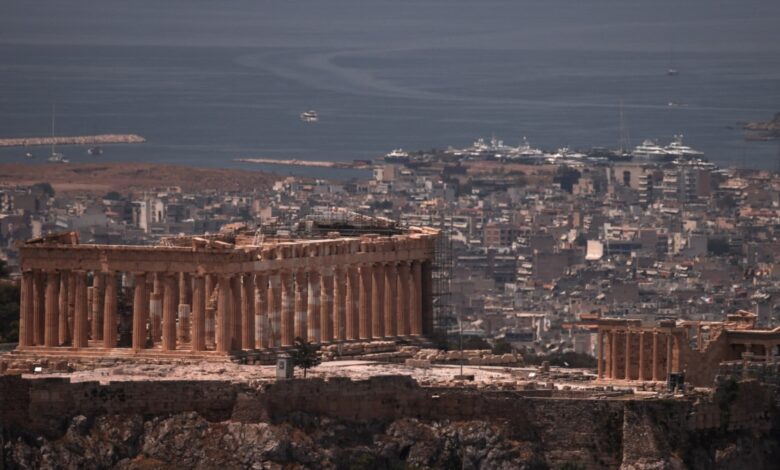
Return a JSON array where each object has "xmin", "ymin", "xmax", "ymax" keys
[{"xmin": 2, "ymin": 375, "xmax": 780, "ymax": 469}]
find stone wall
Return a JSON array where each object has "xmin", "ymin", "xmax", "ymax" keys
[{"xmin": 2, "ymin": 375, "xmax": 779, "ymax": 469}]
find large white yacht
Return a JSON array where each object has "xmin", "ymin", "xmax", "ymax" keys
[
  {"xmin": 664, "ymin": 134, "xmax": 704, "ymax": 159},
  {"xmin": 384, "ymin": 148, "xmax": 409, "ymax": 160},
  {"xmin": 515, "ymin": 137, "xmax": 545, "ymax": 158},
  {"xmin": 632, "ymin": 139, "xmax": 669, "ymax": 160}
]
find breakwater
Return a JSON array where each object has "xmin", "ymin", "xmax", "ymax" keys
[
  {"xmin": 0, "ymin": 134, "xmax": 146, "ymax": 148},
  {"xmin": 235, "ymin": 157, "xmax": 371, "ymax": 169}
]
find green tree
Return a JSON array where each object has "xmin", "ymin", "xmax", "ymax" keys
[
  {"xmin": 492, "ymin": 338, "xmax": 513, "ymax": 355},
  {"xmin": 461, "ymin": 335, "xmax": 490, "ymax": 350},
  {"xmin": 291, "ymin": 337, "xmax": 322, "ymax": 378},
  {"xmin": 31, "ymin": 182, "xmax": 55, "ymax": 198}
]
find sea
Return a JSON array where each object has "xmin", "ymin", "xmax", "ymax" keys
[{"xmin": 0, "ymin": 0, "xmax": 779, "ymax": 178}]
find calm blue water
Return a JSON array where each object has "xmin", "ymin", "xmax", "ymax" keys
[{"xmin": 0, "ymin": 0, "xmax": 778, "ymax": 174}]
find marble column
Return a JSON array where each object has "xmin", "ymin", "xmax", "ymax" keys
[
  {"xmin": 230, "ymin": 275, "xmax": 242, "ymax": 351},
  {"xmin": 624, "ymin": 330, "xmax": 632, "ymax": 380},
  {"xmin": 597, "ymin": 329, "xmax": 604, "ymax": 379},
  {"xmin": 307, "ymin": 269, "xmax": 321, "ymax": 343},
  {"xmin": 162, "ymin": 273, "xmax": 177, "ymax": 351},
  {"xmin": 19, "ymin": 270, "xmax": 34, "ymax": 347},
  {"xmin": 132, "ymin": 272, "xmax": 148, "ymax": 351},
  {"xmin": 320, "ymin": 267, "xmax": 334, "ymax": 343},
  {"xmin": 241, "ymin": 273, "xmax": 255, "ymax": 350},
  {"xmin": 397, "ymin": 262, "xmax": 410, "ymax": 336},
  {"xmin": 177, "ymin": 273, "xmax": 191, "ymax": 344},
  {"xmin": 150, "ymin": 274, "xmax": 163, "ymax": 343},
  {"xmin": 73, "ymin": 271, "xmax": 89, "ymax": 349},
  {"xmin": 281, "ymin": 271, "xmax": 294, "ymax": 347},
  {"xmin": 67, "ymin": 272, "xmax": 76, "ymax": 345},
  {"xmin": 58, "ymin": 270, "xmax": 70, "ymax": 345},
  {"xmin": 254, "ymin": 273, "xmax": 268, "ymax": 349},
  {"xmin": 103, "ymin": 272, "xmax": 118, "ymax": 348},
  {"xmin": 332, "ymin": 267, "xmax": 346, "ymax": 342},
  {"xmin": 91, "ymin": 272, "xmax": 105, "ymax": 341},
  {"xmin": 205, "ymin": 274, "xmax": 216, "ymax": 349},
  {"xmin": 371, "ymin": 263, "xmax": 385, "ymax": 339},
  {"xmin": 652, "ymin": 331, "xmax": 659, "ymax": 381},
  {"xmin": 610, "ymin": 330, "xmax": 619, "ymax": 379},
  {"xmin": 216, "ymin": 275, "xmax": 231, "ymax": 353},
  {"xmin": 33, "ymin": 270, "xmax": 46, "ymax": 345},
  {"xmin": 191, "ymin": 274, "xmax": 206, "ymax": 352},
  {"xmin": 294, "ymin": 269, "xmax": 308, "ymax": 341},
  {"xmin": 268, "ymin": 271, "xmax": 281, "ymax": 348},
  {"xmin": 345, "ymin": 265, "xmax": 359, "ymax": 340},
  {"xmin": 384, "ymin": 263, "xmax": 397, "ymax": 338},
  {"xmin": 86, "ymin": 286, "xmax": 94, "ymax": 339},
  {"xmin": 665, "ymin": 333, "xmax": 673, "ymax": 378},
  {"xmin": 638, "ymin": 331, "xmax": 646, "ymax": 381},
  {"xmin": 359, "ymin": 263, "xmax": 373, "ymax": 340},
  {"xmin": 410, "ymin": 261, "xmax": 423, "ymax": 336},
  {"xmin": 44, "ymin": 271, "xmax": 60, "ymax": 347}
]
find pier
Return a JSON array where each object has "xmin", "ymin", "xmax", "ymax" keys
[{"xmin": 0, "ymin": 134, "xmax": 146, "ymax": 148}]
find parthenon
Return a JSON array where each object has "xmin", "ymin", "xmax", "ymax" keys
[{"xmin": 15, "ymin": 227, "xmax": 439, "ymax": 357}]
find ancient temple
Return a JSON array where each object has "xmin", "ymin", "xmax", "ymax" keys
[
  {"xmin": 15, "ymin": 227, "xmax": 439, "ymax": 357},
  {"xmin": 589, "ymin": 311, "xmax": 780, "ymax": 386}
]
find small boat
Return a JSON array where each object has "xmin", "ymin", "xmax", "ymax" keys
[
  {"xmin": 667, "ymin": 68, "xmax": 679, "ymax": 76},
  {"xmin": 300, "ymin": 110, "xmax": 319, "ymax": 123},
  {"xmin": 24, "ymin": 152, "xmax": 34, "ymax": 159},
  {"xmin": 87, "ymin": 146, "xmax": 103, "ymax": 156},
  {"xmin": 48, "ymin": 152, "xmax": 69, "ymax": 163}
]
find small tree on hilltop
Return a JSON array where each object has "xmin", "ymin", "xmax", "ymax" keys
[{"xmin": 291, "ymin": 336, "xmax": 321, "ymax": 378}]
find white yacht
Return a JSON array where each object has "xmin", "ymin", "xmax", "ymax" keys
[
  {"xmin": 384, "ymin": 148, "xmax": 409, "ymax": 160},
  {"xmin": 516, "ymin": 137, "xmax": 544, "ymax": 158},
  {"xmin": 300, "ymin": 110, "xmax": 319, "ymax": 123},
  {"xmin": 632, "ymin": 139, "xmax": 669, "ymax": 160},
  {"xmin": 664, "ymin": 134, "xmax": 704, "ymax": 159}
]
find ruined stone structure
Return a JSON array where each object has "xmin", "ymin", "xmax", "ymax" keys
[
  {"xmin": 15, "ymin": 227, "xmax": 439, "ymax": 357},
  {"xmin": 592, "ymin": 311, "xmax": 780, "ymax": 386}
]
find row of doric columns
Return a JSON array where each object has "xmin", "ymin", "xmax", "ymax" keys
[
  {"xmin": 597, "ymin": 328, "xmax": 678, "ymax": 381},
  {"xmin": 17, "ymin": 258, "xmax": 433, "ymax": 354}
]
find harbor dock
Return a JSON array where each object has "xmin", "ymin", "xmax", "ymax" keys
[{"xmin": 0, "ymin": 134, "xmax": 146, "ymax": 148}]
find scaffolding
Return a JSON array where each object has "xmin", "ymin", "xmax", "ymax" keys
[{"xmin": 431, "ymin": 214, "xmax": 454, "ymax": 333}]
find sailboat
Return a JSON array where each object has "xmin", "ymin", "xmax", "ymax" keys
[
  {"xmin": 667, "ymin": 48, "xmax": 679, "ymax": 76},
  {"xmin": 611, "ymin": 100, "xmax": 632, "ymax": 160},
  {"xmin": 48, "ymin": 104, "xmax": 69, "ymax": 163}
]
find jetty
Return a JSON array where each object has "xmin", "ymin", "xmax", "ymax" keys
[
  {"xmin": 235, "ymin": 157, "xmax": 371, "ymax": 169},
  {"xmin": 0, "ymin": 134, "xmax": 146, "ymax": 148}
]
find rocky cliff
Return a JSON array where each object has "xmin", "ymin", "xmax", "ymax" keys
[{"xmin": 2, "ymin": 375, "xmax": 778, "ymax": 469}]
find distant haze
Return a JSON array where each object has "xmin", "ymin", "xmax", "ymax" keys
[{"xmin": 1, "ymin": 0, "xmax": 778, "ymax": 172}]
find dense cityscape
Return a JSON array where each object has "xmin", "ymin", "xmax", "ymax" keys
[{"xmin": 3, "ymin": 0, "xmax": 780, "ymax": 467}]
